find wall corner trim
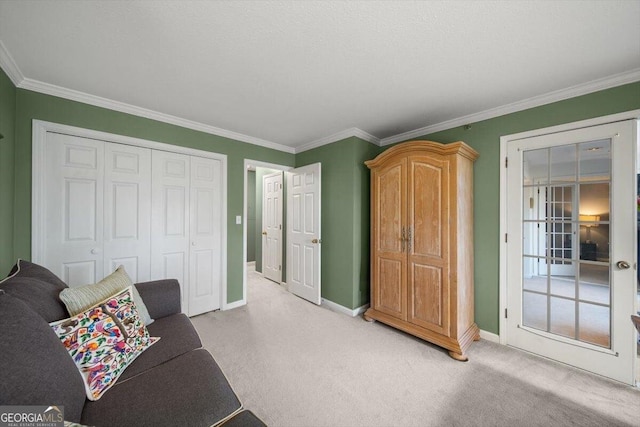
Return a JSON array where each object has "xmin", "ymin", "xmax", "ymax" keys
[
  {"xmin": 321, "ymin": 298, "xmax": 370, "ymax": 317},
  {"xmin": 295, "ymin": 128, "xmax": 381, "ymax": 154},
  {"xmin": 0, "ymin": 40, "xmax": 24, "ymax": 86}
]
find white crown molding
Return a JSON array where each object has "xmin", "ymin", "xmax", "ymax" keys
[
  {"xmin": 379, "ymin": 68, "xmax": 640, "ymax": 146},
  {"xmin": 17, "ymin": 77, "xmax": 296, "ymax": 154},
  {"xmin": 0, "ymin": 40, "xmax": 24, "ymax": 86},
  {"xmin": 295, "ymin": 127, "xmax": 381, "ymax": 154}
]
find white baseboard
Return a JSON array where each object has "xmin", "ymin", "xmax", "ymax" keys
[
  {"xmin": 246, "ymin": 261, "xmax": 256, "ymax": 267},
  {"xmin": 223, "ymin": 299, "xmax": 246, "ymax": 311},
  {"xmin": 321, "ymin": 298, "xmax": 370, "ymax": 317},
  {"xmin": 479, "ymin": 329, "xmax": 500, "ymax": 343}
]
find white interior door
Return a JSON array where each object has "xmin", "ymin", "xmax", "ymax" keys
[
  {"xmin": 506, "ymin": 120, "xmax": 637, "ymax": 384},
  {"xmin": 44, "ymin": 133, "xmax": 105, "ymax": 286},
  {"xmin": 151, "ymin": 150, "xmax": 191, "ymax": 314},
  {"xmin": 262, "ymin": 171, "xmax": 283, "ymax": 283},
  {"xmin": 286, "ymin": 163, "xmax": 321, "ymax": 305},
  {"xmin": 188, "ymin": 157, "xmax": 223, "ymax": 315},
  {"xmin": 103, "ymin": 143, "xmax": 152, "ymax": 283}
]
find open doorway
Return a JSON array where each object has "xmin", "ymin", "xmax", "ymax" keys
[
  {"xmin": 242, "ymin": 160, "xmax": 292, "ymax": 306},
  {"xmin": 242, "ymin": 159, "xmax": 323, "ymax": 308}
]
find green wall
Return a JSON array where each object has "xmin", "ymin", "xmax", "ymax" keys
[
  {"xmin": 0, "ymin": 68, "xmax": 16, "ymax": 276},
  {"xmin": 393, "ymin": 81, "xmax": 640, "ymax": 334},
  {"xmin": 11, "ymin": 88, "xmax": 295, "ymax": 303},
  {"xmin": 2, "ymin": 62, "xmax": 639, "ymax": 332},
  {"xmin": 296, "ymin": 136, "xmax": 381, "ymax": 309}
]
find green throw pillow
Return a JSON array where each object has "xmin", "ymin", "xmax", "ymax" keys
[{"xmin": 59, "ymin": 266, "xmax": 153, "ymax": 325}]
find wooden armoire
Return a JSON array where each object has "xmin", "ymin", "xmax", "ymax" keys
[{"xmin": 363, "ymin": 140, "xmax": 479, "ymax": 361}]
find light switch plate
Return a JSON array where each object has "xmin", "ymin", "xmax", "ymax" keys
[{"xmin": 235, "ymin": 215, "xmax": 242, "ymax": 225}]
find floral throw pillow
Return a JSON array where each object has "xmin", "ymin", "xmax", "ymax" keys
[{"xmin": 50, "ymin": 287, "xmax": 159, "ymax": 400}]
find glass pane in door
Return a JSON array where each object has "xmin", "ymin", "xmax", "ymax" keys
[{"xmin": 521, "ymin": 139, "xmax": 612, "ymax": 348}]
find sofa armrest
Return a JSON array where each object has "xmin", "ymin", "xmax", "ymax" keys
[{"xmin": 134, "ymin": 279, "xmax": 181, "ymax": 319}]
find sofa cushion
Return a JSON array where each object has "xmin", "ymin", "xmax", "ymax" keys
[
  {"xmin": 0, "ymin": 291, "xmax": 86, "ymax": 423},
  {"xmin": 59, "ymin": 266, "xmax": 153, "ymax": 325},
  {"xmin": 119, "ymin": 313, "xmax": 202, "ymax": 381},
  {"xmin": 0, "ymin": 260, "xmax": 69, "ymax": 322},
  {"xmin": 81, "ymin": 349, "xmax": 242, "ymax": 427},
  {"xmin": 50, "ymin": 287, "xmax": 159, "ymax": 401}
]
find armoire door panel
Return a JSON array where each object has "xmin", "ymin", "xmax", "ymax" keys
[
  {"xmin": 376, "ymin": 257, "xmax": 405, "ymax": 319},
  {"xmin": 376, "ymin": 162, "xmax": 405, "ymax": 254},
  {"xmin": 409, "ymin": 157, "xmax": 448, "ymax": 259},
  {"xmin": 408, "ymin": 264, "xmax": 449, "ymax": 335}
]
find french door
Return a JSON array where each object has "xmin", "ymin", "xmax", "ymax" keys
[{"xmin": 505, "ymin": 120, "xmax": 637, "ymax": 384}]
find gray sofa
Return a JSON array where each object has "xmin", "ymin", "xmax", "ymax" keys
[{"xmin": 0, "ymin": 260, "xmax": 265, "ymax": 427}]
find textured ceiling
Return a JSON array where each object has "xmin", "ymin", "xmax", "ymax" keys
[{"xmin": 1, "ymin": 1, "xmax": 639, "ymax": 150}]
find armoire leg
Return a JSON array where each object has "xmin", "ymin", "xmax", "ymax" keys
[{"xmin": 448, "ymin": 351, "xmax": 469, "ymax": 362}]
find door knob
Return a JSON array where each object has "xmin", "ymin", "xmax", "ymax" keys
[
  {"xmin": 90, "ymin": 248, "xmax": 100, "ymax": 254},
  {"xmin": 311, "ymin": 238, "xmax": 322, "ymax": 244},
  {"xmin": 262, "ymin": 231, "xmax": 267, "ymax": 235},
  {"xmin": 616, "ymin": 260, "xmax": 630, "ymax": 269}
]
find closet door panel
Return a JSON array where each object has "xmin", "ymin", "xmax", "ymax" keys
[
  {"xmin": 189, "ymin": 157, "xmax": 223, "ymax": 316},
  {"xmin": 151, "ymin": 151, "xmax": 191, "ymax": 314},
  {"xmin": 44, "ymin": 133, "xmax": 104, "ymax": 286},
  {"xmin": 104, "ymin": 143, "xmax": 151, "ymax": 282}
]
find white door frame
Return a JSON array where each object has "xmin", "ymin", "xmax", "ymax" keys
[
  {"xmin": 240, "ymin": 159, "xmax": 292, "ymax": 309},
  {"xmin": 32, "ymin": 120, "xmax": 229, "ymax": 308},
  {"xmin": 499, "ymin": 109, "xmax": 640, "ymax": 347}
]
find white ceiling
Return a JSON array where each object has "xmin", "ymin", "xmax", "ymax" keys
[{"xmin": 1, "ymin": 1, "xmax": 639, "ymax": 153}]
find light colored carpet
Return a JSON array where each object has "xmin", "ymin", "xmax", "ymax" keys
[{"xmin": 190, "ymin": 268, "xmax": 640, "ymax": 427}]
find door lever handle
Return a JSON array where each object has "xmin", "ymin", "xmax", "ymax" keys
[{"xmin": 616, "ymin": 260, "xmax": 630, "ymax": 269}]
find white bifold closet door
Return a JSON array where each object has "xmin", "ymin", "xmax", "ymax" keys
[
  {"xmin": 151, "ymin": 151, "xmax": 223, "ymax": 316},
  {"xmin": 41, "ymin": 131, "xmax": 222, "ymax": 316},
  {"xmin": 44, "ymin": 133, "xmax": 151, "ymax": 286}
]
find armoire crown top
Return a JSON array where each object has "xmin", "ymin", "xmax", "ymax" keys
[{"xmin": 365, "ymin": 140, "xmax": 479, "ymax": 169}]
